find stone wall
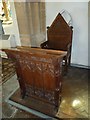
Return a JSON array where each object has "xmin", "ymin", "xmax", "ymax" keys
[{"xmin": 14, "ymin": 2, "xmax": 46, "ymax": 47}]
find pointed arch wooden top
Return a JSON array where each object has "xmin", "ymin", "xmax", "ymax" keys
[
  {"xmin": 46, "ymin": 12, "xmax": 73, "ymax": 50},
  {"xmin": 48, "ymin": 13, "xmax": 72, "ymax": 35}
]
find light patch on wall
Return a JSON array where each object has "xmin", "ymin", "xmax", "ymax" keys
[{"xmin": 45, "ymin": 0, "xmax": 89, "ymax": 2}]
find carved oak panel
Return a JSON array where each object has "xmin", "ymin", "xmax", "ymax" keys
[{"xmin": 3, "ymin": 48, "xmax": 66, "ymax": 110}]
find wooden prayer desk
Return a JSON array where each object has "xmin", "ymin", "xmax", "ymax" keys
[{"xmin": 2, "ymin": 48, "xmax": 66, "ymax": 112}]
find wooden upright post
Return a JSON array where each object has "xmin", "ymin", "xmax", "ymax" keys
[{"xmin": 2, "ymin": 1, "xmax": 10, "ymax": 21}]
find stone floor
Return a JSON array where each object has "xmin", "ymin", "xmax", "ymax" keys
[{"xmin": 1, "ymin": 66, "xmax": 89, "ymax": 119}]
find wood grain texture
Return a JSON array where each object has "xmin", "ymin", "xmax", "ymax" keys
[
  {"xmin": 3, "ymin": 48, "xmax": 66, "ymax": 111},
  {"xmin": 40, "ymin": 13, "xmax": 73, "ymax": 73}
]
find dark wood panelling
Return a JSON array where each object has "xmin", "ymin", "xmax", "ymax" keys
[{"xmin": 3, "ymin": 48, "xmax": 66, "ymax": 111}]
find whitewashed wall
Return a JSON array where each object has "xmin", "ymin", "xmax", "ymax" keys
[
  {"xmin": 46, "ymin": 2, "xmax": 88, "ymax": 67},
  {"xmin": 88, "ymin": 2, "xmax": 90, "ymax": 67},
  {"xmin": 9, "ymin": 2, "xmax": 21, "ymax": 46}
]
